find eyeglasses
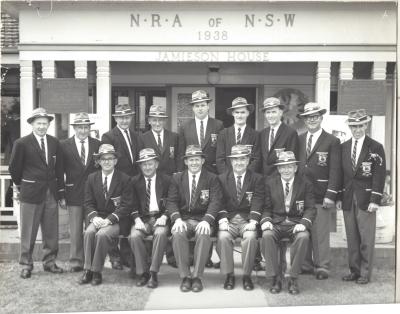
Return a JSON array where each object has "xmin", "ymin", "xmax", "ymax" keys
[
  {"xmin": 100, "ymin": 157, "xmax": 116, "ymax": 162},
  {"xmin": 305, "ymin": 115, "xmax": 321, "ymax": 121}
]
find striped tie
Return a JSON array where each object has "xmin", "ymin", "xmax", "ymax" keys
[
  {"xmin": 236, "ymin": 175, "xmax": 242, "ymax": 201},
  {"xmin": 306, "ymin": 134, "xmax": 313, "ymax": 158},
  {"xmin": 157, "ymin": 133, "xmax": 163, "ymax": 151},
  {"xmin": 352, "ymin": 140, "xmax": 358, "ymax": 171},
  {"xmin": 124, "ymin": 129, "xmax": 132, "ymax": 147},
  {"xmin": 237, "ymin": 128, "xmax": 242, "ymax": 144},
  {"xmin": 80, "ymin": 140, "xmax": 86, "ymax": 165},
  {"xmin": 269, "ymin": 128, "xmax": 275, "ymax": 150},
  {"xmin": 200, "ymin": 121, "xmax": 205, "ymax": 147},
  {"xmin": 103, "ymin": 176, "xmax": 108, "ymax": 199},
  {"xmin": 146, "ymin": 178, "xmax": 151, "ymax": 211},
  {"xmin": 285, "ymin": 182, "xmax": 290, "ymax": 198},
  {"xmin": 190, "ymin": 174, "xmax": 197, "ymax": 211},
  {"xmin": 40, "ymin": 137, "xmax": 47, "ymax": 164}
]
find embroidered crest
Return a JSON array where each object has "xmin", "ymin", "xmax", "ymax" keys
[
  {"xmin": 245, "ymin": 191, "xmax": 253, "ymax": 203},
  {"xmin": 211, "ymin": 133, "xmax": 218, "ymax": 146},
  {"xmin": 367, "ymin": 152, "xmax": 383, "ymax": 166},
  {"xmin": 361, "ymin": 162, "xmax": 372, "ymax": 177},
  {"xmin": 316, "ymin": 152, "xmax": 328, "ymax": 166},
  {"xmin": 169, "ymin": 146, "xmax": 175, "ymax": 158},
  {"xmin": 200, "ymin": 189, "xmax": 210, "ymax": 204},
  {"xmin": 111, "ymin": 196, "xmax": 121, "ymax": 208},
  {"xmin": 245, "ymin": 145, "xmax": 253, "ymax": 154},
  {"xmin": 296, "ymin": 200, "xmax": 304, "ymax": 214}
]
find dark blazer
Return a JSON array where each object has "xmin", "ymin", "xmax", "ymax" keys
[
  {"xmin": 139, "ymin": 129, "xmax": 179, "ymax": 175},
  {"xmin": 259, "ymin": 123, "xmax": 299, "ymax": 176},
  {"xmin": 166, "ymin": 169, "xmax": 222, "ymax": 225},
  {"xmin": 84, "ymin": 169, "xmax": 134, "ymax": 236},
  {"xmin": 61, "ymin": 136, "xmax": 101, "ymax": 206},
  {"xmin": 130, "ymin": 172, "xmax": 172, "ymax": 221},
  {"xmin": 101, "ymin": 127, "xmax": 140, "ymax": 177},
  {"xmin": 216, "ymin": 125, "xmax": 261, "ymax": 174},
  {"xmin": 9, "ymin": 133, "xmax": 65, "ymax": 204},
  {"xmin": 178, "ymin": 117, "xmax": 224, "ymax": 173},
  {"xmin": 261, "ymin": 174, "xmax": 316, "ymax": 230},
  {"xmin": 218, "ymin": 170, "xmax": 264, "ymax": 222},
  {"xmin": 298, "ymin": 130, "xmax": 341, "ymax": 204},
  {"xmin": 340, "ymin": 136, "xmax": 386, "ymax": 211}
]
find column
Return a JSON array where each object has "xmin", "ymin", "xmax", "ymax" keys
[
  {"xmin": 339, "ymin": 62, "xmax": 354, "ymax": 80},
  {"xmin": 41, "ymin": 60, "xmax": 56, "ymax": 79},
  {"xmin": 20, "ymin": 60, "xmax": 36, "ymax": 136},
  {"xmin": 75, "ymin": 60, "xmax": 87, "ymax": 79},
  {"xmin": 315, "ymin": 62, "xmax": 331, "ymax": 113},
  {"xmin": 372, "ymin": 62, "xmax": 386, "ymax": 80},
  {"xmin": 96, "ymin": 60, "xmax": 111, "ymax": 136}
]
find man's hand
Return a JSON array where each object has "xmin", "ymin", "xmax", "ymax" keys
[
  {"xmin": 293, "ymin": 223, "xmax": 306, "ymax": 233},
  {"xmin": 92, "ymin": 217, "xmax": 104, "ymax": 229},
  {"xmin": 322, "ymin": 197, "xmax": 335, "ymax": 209},
  {"xmin": 336, "ymin": 200, "xmax": 342, "ymax": 210},
  {"xmin": 135, "ymin": 217, "xmax": 146, "ymax": 231},
  {"xmin": 101, "ymin": 218, "xmax": 112, "ymax": 228},
  {"xmin": 261, "ymin": 221, "xmax": 273, "ymax": 231},
  {"xmin": 244, "ymin": 220, "xmax": 257, "ymax": 231},
  {"xmin": 218, "ymin": 218, "xmax": 229, "ymax": 231},
  {"xmin": 172, "ymin": 218, "xmax": 187, "ymax": 233},
  {"xmin": 58, "ymin": 198, "xmax": 67, "ymax": 209},
  {"xmin": 367, "ymin": 202, "xmax": 379, "ymax": 213},
  {"xmin": 154, "ymin": 215, "xmax": 167, "ymax": 227},
  {"xmin": 195, "ymin": 221, "xmax": 211, "ymax": 235}
]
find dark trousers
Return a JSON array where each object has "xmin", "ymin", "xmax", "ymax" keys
[
  {"xmin": 19, "ymin": 189, "xmax": 59, "ymax": 270},
  {"xmin": 67, "ymin": 205, "xmax": 84, "ymax": 268}
]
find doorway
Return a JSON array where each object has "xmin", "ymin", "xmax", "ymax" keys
[{"xmin": 215, "ymin": 87, "xmax": 257, "ymax": 128}]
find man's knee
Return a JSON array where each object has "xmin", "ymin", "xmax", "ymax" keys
[
  {"xmin": 218, "ymin": 230, "xmax": 232, "ymax": 243},
  {"xmin": 295, "ymin": 230, "xmax": 310, "ymax": 243},
  {"xmin": 262, "ymin": 230, "xmax": 275, "ymax": 241},
  {"xmin": 243, "ymin": 230, "xmax": 257, "ymax": 241}
]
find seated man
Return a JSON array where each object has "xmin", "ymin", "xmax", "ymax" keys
[
  {"xmin": 166, "ymin": 145, "xmax": 222, "ymax": 293},
  {"xmin": 79, "ymin": 144, "xmax": 133, "ymax": 286},
  {"xmin": 129, "ymin": 148, "xmax": 171, "ymax": 288},
  {"xmin": 217, "ymin": 145, "xmax": 264, "ymax": 291},
  {"xmin": 260, "ymin": 151, "xmax": 316, "ymax": 295}
]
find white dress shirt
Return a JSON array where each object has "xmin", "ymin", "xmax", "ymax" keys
[
  {"xmin": 117, "ymin": 125, "xmax": 134, "ymax": 162},
  {"xmin": 351, "ymin": 135, "xmax": 366, "ymax": 165},
  {"xmin": 233, "ymin": 171, "xmax": 246, "ymax": 188},
  {"xmin": 152, "ymin": 129, "xmax": 164, "ymax": 148},
  {"xmin": 102, "ymin": 170, "xmax": 114, "ymax": 192},
  {"xmin": 234, "ymin": 124, "xmax": 246, "ymax": 143},
  {"xmin": 195, "ymin": 116, "xmax": 209, "ymax": 145},
  {"xmin": 146, "ymin": 174, "xmax": 160, "ymax": 213},
  {"xmin": 306, "ymin": 128, "xmax": 323, "ymax": 152},
  {"xmin": 74, "ymin": 136, "xmax": 89, "ymax": 165},
  {"xmin": 281, "ymin": 177, "xmax": 295, "ymax": 213},
  {"xmin": 33, "ymin": 133, "xmax": 48, "ymax": 164},
  {"xmin": 188, "ymin": 170, "xmax": 201, "ymax": 200}
]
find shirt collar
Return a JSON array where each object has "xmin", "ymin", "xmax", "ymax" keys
[
  {"xmin": 281, "ymin": 176, "xmax": 295, "ymax": 187},
  {"xmin": 188, "ymin": 170, "xmax": 201, "ymax": 180},
  {"xmin": 144, "ymin": 173, "xmax": 157, "ymax": 182},
  {"xmin": 102, "ymin": 170, "xmax": 114, "ymax": 180},
  {"xmin": 271, "ymin": 121, "xmax": 282, "ymax": 131},
  {"xmin": 234, "ymin": 124, "xmax": 246, "ymax": 132},
  {"xmin": 307, "ymin": 128, "xmax": 323, "ymax": 139},
  {"xmin": 152, "ymin": 129, "xmax": 164, "ymax": 139},
  {"xmin": 117, "ymin": 125, "xmax": 130, "ymax": 135},
  {"xmin": 352, "ymin": 135, "xmax": 366, "ymax": 145},
  {"xmin": 33, "ymin": 132, "xmax": 46, "ymax": 143},
  {"xmin": 74, "ymin": 135, "xmax": 88, "ymax": 145},
  {"xmin": 234, "ymin": 171, "xmax": 246, "ymax": 180},
  {"xmin": 195, "ymin": 116, "xmax": 209, "ymax": 125}
]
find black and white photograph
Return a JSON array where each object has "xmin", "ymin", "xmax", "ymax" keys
[{"xmin": 0, "ymin": 0, "xmax": 398, "ymax": 313}]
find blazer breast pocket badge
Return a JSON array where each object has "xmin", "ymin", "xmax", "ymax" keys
[
  {"xmin": 200, "ymin": 189, "xmax": 210, "ymax": 204},
  {"xmin": 111, "ymin": 196, "xmax": 121, "ymax": 208},
  {"xmin": 245, "ymin": 191, "xmax": 253, "ymax": 203},
  {"xmin": 316, "ymin": 152, "xmax": 328, "ymax": 166},
  {"xmin": 361, "ymin": 162, "xmax": 372, "ymax": 177},
  {"xmin": 169, "ymin": 146, "xmax": 175, "ymax": 158},
  {"xmin": 296, "ymin": 200, "xmax": 304, "ymax": 214},
  {"xmin": 211, "ymin": 133, "xmax": 218, "ymax": 146}
]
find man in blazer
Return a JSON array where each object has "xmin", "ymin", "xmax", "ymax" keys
[
  {"xmin": 217, "ymin": 145, "xmax": 264, "ymax": 291},
  {"xmin": 339, "ymin": 109, "xmax": 386, "ymax": 284},
  {"xmin": 9, "ymin": 108, "xmax": 65, "ymax": 279},
  {"xmin": 167, "ymin": 145, "xmax": 222, "ymax": 293},
  {"xmin": 60, "ymin": 112, "xmax": 101, "ymax": 272},
  {"xmin": 102, "ymin": 103, "xmax": 139, "ymax": 269},
  {"xmin": 79, "ymin": 144, "xmax": 134, "ymax": 286},
  {"xmin": 297, "ymin": 103, "xmax": 341, "ymax": 279},
  {"xmin": 216, "ymin": 97, "xmax": 260, "ymax": 174},
  {"xmin": 258, "ymin": 97, "xmax": 299, "ymax": 177},
  {"xmin": 129, "ymin": 148, "xmax": 171, "ymax": 288},
  {"xmin": 260, "ymin": 151, "xmax": 316, "ymax": 294}
]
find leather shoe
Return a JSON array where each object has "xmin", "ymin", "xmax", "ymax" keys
[
  {"xmin": 43, "ymin": 264, "xmax": 64, "ymax": 274},
  {"xmin": 168, "ymin": 261, "xmax": 178, "ymax": 268},
  {"xmin": 111, "ymin": 260, "xmax": 123, "ymax": 270},
  {"xmin": 253, "ymin": 262, "xmax": 265, "ymax": 272},
  {"xmin": 213, "ymin": 261, "xmax": 221, "ymax": 269},
  {"xmin": 355, "ymin": 276, "xmax": 369, "ymax": 284},
  {"xmin": 20, "ymin": 269, "xmax": 31, "ymax": 279},
  {"xmin": 300, "ymin": 268, "xmax": 314, "ymax": 275},
  {"xmin": 180, "ymin": 277, "xmax": 192, "ymax": 292},
  {"xmin": 91, "ymin": 272, "xmax": 102, "ymax": 285},
  {"xmin": 205, "ymin": 259, "xmax": 214, "ymax": 268},
  {"xmin": 342, "ymin": 273, "xmax": 360, "ymax": 281},
  {"xmin": 147, "ymin": 272, "xmax": 158, "ymax": 289},
  {"xmin": 316, "ymin": 271, "xmax": 329, "ymax": 280},
  {"xmin": 224, "ymin": 273, "xmax": 235, "ymax": 290},
  {"xmin": 242, "ymin": 275, "xmax": 254, "ymax": 291},
  {"xmin": 136, "ymin": 272, "xmax": 150, "ymax": 287},
  {"xmin": 269, "ymin": 277, "xmax": 282, "ymax": 294},
  {"xmin": 192, "ymin": 277, "xmax": 203, "ymax": 292},
  {"xmin": 70, "ymin": 266, "xmax": 83, "ymax": 273},
  {"xmin": 288, "ymin": 277, "xmax": 300, "ymax": 295},
  {"xmin": 78, "ymin": 270, "xmax": 93, "ymax": 284}
]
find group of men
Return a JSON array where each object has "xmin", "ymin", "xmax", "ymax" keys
[{"xmin": 9, "ymin": 89, "xmax": 386, "ymax": 295}]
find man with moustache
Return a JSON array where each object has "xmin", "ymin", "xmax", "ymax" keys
[
  {"xmin": 61, "ymin": 112, "xmax": 101, "ymax": 272},
  {"xmin": 9, "ymin": 108, "xmax": 65, "ymax": 279},
  {"xmin": 167, "ymin": 145, "xmax": 222, "ymax": 292},
  {"xmin": 339, "ymin": 109, "xmax": 386, "ymax": 284}
]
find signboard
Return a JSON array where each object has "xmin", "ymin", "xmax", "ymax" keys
[
  {"xmin": 338, "ymin": 80, "xmax": 386, "ymax": 115},
  {"xmin": 40, "ymin": 79, "xmax": 89, "ymax": 113}
]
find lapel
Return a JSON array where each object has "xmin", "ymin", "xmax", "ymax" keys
[
  {"xmin": 289, "ymin": 175, "xmax": 300, "ymax": 210},
  {"xmin": 138, "ymin": 176, "xmax": 147, "ymax": 210},
  {"xmin": 86, "ymin": 137, "xmax": 97, "ymax": 170},
  {"xmin": 193, "ymin": 170, "xmax": 207, "ymax": 202},
  {"xmin": 343, "ymin": 140, "xmax": 352, "ymax": 174},
  {"xmin": 189, "ymin": 120, "xmax": 200, "ymax": 145},
  {"xmin": 262, "ymin": 128, "xmax": 271, "ymax": 156},
  {"xmin": 160, "ymin": 130, "xmax": 169, "ymax": 154},
  {"xmin": 106, "ymin": 171, "xmax": 120, "ymax": 205},
  {"xmin": 227, "ymin": 172, "xmax": 238, "ymax": 203},
  {"xmin": 241, "ymin": 125, "xmax": 251, "ymax": 144},
  {"xmin": 238, "ymin": 171, "xmax": 251, "ymax": 203},
  {"xmin": 270, "ymin": 123, "xmax": 284, "ymax": 152},
  {"xmin": 149, "ymin": 131, "xmax": 162, "ymax": 155},
  {"xmin": 228, "ymin": 126, "xmax": 236, "ymax": 147},
  {"xmin": 95, "ymin": 171, "xmax": 106, "ymax": 203},
  {"xmin": 115, "ymin": 127, "xmax": 133, "ymax": 163},
  {"xmin": 182, "ymin": 170, "xmax": 190, "ymax": 206},
  {"xmin": 29, "ymin": 133, "xmax": 47, "ymax": 166},
  {"xmin": 155, "ymin": 174, "xmax": 163, "ymax": 205},
  {"xmin": 69, "ymin": 136, "xmax": 84, "ymax": 167},
  {"xmin": 274, "ymin": 176, "xmax": 285, "ymax": 210},
  {"xmin": 308, "ymin": 130, "xmax": 327, "ymax": 160},
  {"xmin": 355, "ymin": 137, "xmax": 371, "ymax": 173},
  {"xmin": 202, "ymin": 118, "xmax": 213, "ymax": 148}
]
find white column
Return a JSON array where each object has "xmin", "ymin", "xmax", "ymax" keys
[
  {"xmin": 315, "ymin": 61, "xmax": 331, "ymax": 113},
  {"xmin": 372, "ymin": 62, "xmax": 386, "ymax": 80},
  {"xmin": 96, "ymin": 60, "xmax": 111, "ymax": 136},
  {"xmin": 20, "ymin": 60, "xmax": 36, "ymax": 136},
  {"xmin": 339, "ymin": 61, "xmax": 354, "ymax": 80},
  {"xmin": 74, "ymin": 60, "xmax": 87, "ymax": 79},
  {"xmin": 41, "ymin": 60, "xmax": 56, "ymax": 79}
]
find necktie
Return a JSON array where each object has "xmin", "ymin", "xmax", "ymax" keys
[
  {"xmin": 269, "ymin": 128, "xmax": 275, "ymax": 150},
  {"xmin": 306, "ymin": 134, "xmax": 313, "ymax": 158},
  {"xmin": 352, "ymin": 140, "xmax": 358, "ymax": 171},
  {"xmin": 237, "ymin": 127, "xmax": 242, "ymax": 144},
  {"xmin": 146, "ymin": 178, "xmax": 151, "ymax": 211},
  {"xmin": 40, "ymin": 137, "xmax": 47, "ymax": 163},
  {"xmin": 190, "ymin": 174, "xmax": 197, "ymax": 211},
  {"xmin": 200, "ymin": 120, "xmax": 205, "ymax": 147},
  {"xmin": 103, "ymin": 176, "xmax": 108, "ymax": 199},
  {"xmin": 124, "ymin": 129, "xmax": 132, "ymax": 147},
  {"xmin": 80, "ymin": 140, "xmax": 86, "ymax": 165},
  {"xmin": 236, "ymin": 175, "xmax": 242, "ymax": 201},
  {"xmin": 285, "ymin": 182, "xmax": 290, "ymax": 213},
  {"xmin": 157, "ymin": 133, "xmax": 163, "ymax": 151}
]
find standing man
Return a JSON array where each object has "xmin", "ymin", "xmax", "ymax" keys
[
  {"xmin": 129, "ymin": 148, "xmax": 171, "ymax": 288},
  {"xmin": 259, "ymin": 97, "xmax": 299, "ymax": 176},
  {"xmin": 167, "ymin": 145, "xmax": 222, "ymax": 292},
  {"xmin": 339, "ymin": 109, "xmax": 386, "ymax": 284},
  {"xmin": 297, "ymin": 103, "xmax": 341, "ymax": 279},
  {"xmin": 9, "ymin": 108, "xmax": 65, "ymax": 279},
  {"xmin": 79, "ymin": 144, "xmax": 133, "ymax": 286},
  {"xmin": 216, "ymin": 97, "xmax": 260, "ymax": 174},
  {"xmin": 217, "ymin": 145, "xmax": 264, "ymax": 291},
  {"xmin": 260, "ymin": 151, "xmax": 316, "ymax": 295},
  {"xmin": 102, "ymin": 103, "xmax": 140, "ymax": 270},
  {"xmin": 60, "ymin": 112, "xmax": 101, "ymax": 272}
]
